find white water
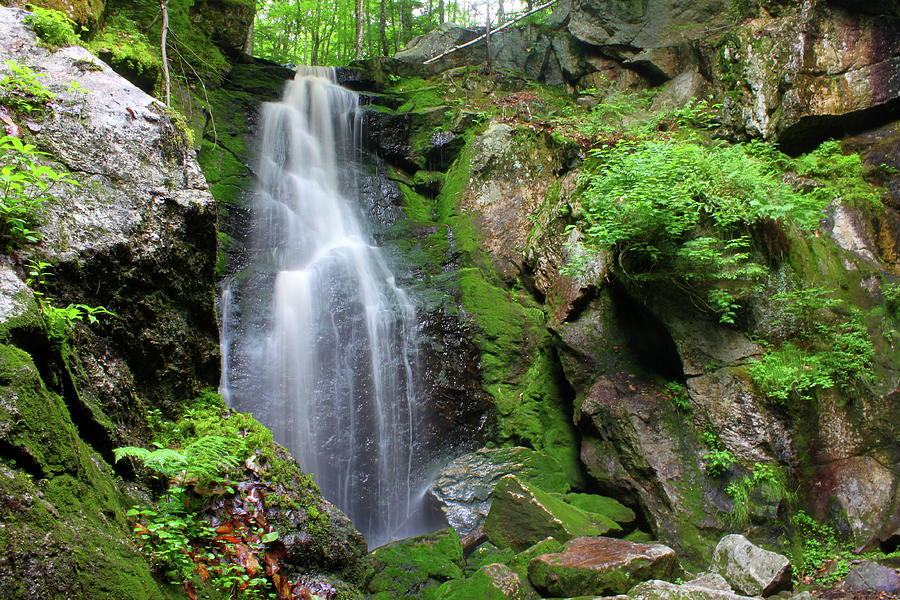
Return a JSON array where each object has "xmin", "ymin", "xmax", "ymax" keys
[{"xmin": 220, "ymin": 68, "xmax": 430, "ymax": 547}]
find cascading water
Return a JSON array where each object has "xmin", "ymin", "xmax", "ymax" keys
[{"xmin": 220, "ymin": 67, "xmax": 433, "ymax": 547}]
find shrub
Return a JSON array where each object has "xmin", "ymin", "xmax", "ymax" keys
[
  {"xmin": 0, "ymin": 136, "xmax": 76, "ymax": 250},
  {"xmin": 24, "ymin": 6, "xmax": 81, "ymax": 51},
  {"xmin": 0, "ymin": 60, "xmax": 55, "ymax": 114}
]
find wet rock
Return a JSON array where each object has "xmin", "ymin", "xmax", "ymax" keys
[
  {"xmin": 687, "ymin": 573, "xmax": 735, "ymax": 592},
  {"xmin": 710, "ymin": 535, "xmax": 792, "ymax": 597},
  {"xmin": 484, "ymin": 475, "xmax": 619, "ymax": 551},
  {"xmin": 362, "ymin": 110, "xmax": 412, "ymax": 166},
  {"xmin": 430, "ymin": 447, "xmax": 572, "ymax": 538},
  {"xmin": 434, "ymin": 563, "xmax": 540, "ymax": 600},
  {"xmin": 527, "ymin": 536, "xmax": 679, "ymax": 597},
  {"xmin": 844, "ymin": 561, "xmax": 900, "ymax": 593},
  {"xmin": 366, "ymin": 528, "xmax": 464, "ymax": 600},
  {"xmin": 424, "ymin": 130, "xmax": 465, "ymax": 171}
]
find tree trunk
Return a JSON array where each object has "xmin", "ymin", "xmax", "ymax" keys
[
  {"xmin": 439, "ymin": 0, "xmax": 445, "ymax": 23},
  {"xmin": 379, "ymin": 0, "xmax": 389, "ymax": 55},
  {"xmin": 355, "ymin": 0, "xmax": 365, "ymax": 59},
  {"xmin": 159, "ymin": 0, "xmax": 170, "ymax": 106}
]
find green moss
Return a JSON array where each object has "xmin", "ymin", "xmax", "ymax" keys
[
  {"xmin": 0, "ymin": 344, "xmax": 178, "ymax": 599},
  {"xmin": 398, "ymin": 181, "xmax": 434, "ymax": 222},
  {"xmin": 466, "ymin": 543, "xmax": 517, "ymax": 574},
  {"xmin": 366, "ymin": 528, "xmax": 465, "ymax": 600},
  {"xmin": 562, "ymin": 493, "xmax": 636, "ymax": 526}
]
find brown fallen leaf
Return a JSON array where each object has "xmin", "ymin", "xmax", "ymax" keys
[{"xmin": 183, "ymin": 581, "xmax": 198, "ymax": 600}]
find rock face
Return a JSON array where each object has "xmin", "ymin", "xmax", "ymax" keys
[
  {"xmin": 527, "ymin": 536, "xmax": 679, "ymax": 597},
  {"xmin": 0, "ymin": 7, "xmax": 218, "ymax": 598},
  {"xmin": 429, "ymin": 446, "xmax": 572, "ymax": 538},
  {"xmin": 710, "ymin": 535, "xmax": 792, "ymax": 597},
  {"xmin": 629, "ymin": 578, "xmax": 762, "ymax": 600}
]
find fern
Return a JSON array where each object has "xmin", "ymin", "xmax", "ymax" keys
[{"xmin": 115, "ymin": 435, "xmax": 243, "ymax": 485}]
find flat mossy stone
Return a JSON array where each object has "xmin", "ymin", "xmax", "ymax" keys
[
  {"xmin": 563, "ymin": 493, "xmax": 637, "ymax": 526},
  {"xmin": 467, "ymin": 542, "xmax": 517, "ymax": 574},
  {"xmin": 508, "ymin": 537, "xmax": 565, "ymax": 578},
  {"xmin": 484, "ymin": 475, "xmax": 612, "ymax": 551},
  {"xmin": 433, "ymin": 563, "xmax": 540, "ymax": 600},
  {"xmin": 367, "ymin": 528, "xmax": 465, "ymax": 600},
  {"xmin": 527, "ymin": 536, "xmax": 679, "ymax": 598}
]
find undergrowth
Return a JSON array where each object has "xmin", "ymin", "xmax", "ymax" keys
[{"xmin": 24, "ymin": 6, "xmax": 81, "ymax": 51}]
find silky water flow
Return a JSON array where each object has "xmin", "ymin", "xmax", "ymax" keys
[{"xmin": 220, "ymin": 67, "xmax": 436, "ymax": 547}]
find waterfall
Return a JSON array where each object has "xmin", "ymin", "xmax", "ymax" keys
[{"xmin": 220, "ymin": 67, "xmax": 431, "ymax": 547}]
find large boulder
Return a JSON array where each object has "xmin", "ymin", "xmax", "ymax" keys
[
  {"xmin": 709, "ymin": 535, "xmax": 792, "ymax": 597},
  {"xmin": 527, "ymin": 536, "xmax": 679, "ymax": 597},
  {"xmin": 843, "ymin": 561, "xmax": 900, "ymax": 594},
  {"xmin": 484, "ymin": 475, "xmax": 620, "ymax": 551}
]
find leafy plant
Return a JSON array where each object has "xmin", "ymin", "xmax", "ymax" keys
[
  {"xmin": 725, "ymin": 462, "xmax": 791, "ymax": 528},
  {"xmin": 0, "ymin": 60, "xmax": 55, "ymax": 114},
  {"xmin": 24, "ymin": 5, "xmax": 81, "ymax": 51},
  {"xmin": 749, "ymin": 289, "xmax": 875, "ymax": 404},
  {"xmin": 703, "ymin": 448, "xmax": 736, "ymax": 477},
  {"xmin": 25, "ymin": 261, "xmax": 115, "ymax": 342},
  {"xmin": 665, "ymin": 381, "xmax": 692, "ymax": 412},
  {"xmin": 114, "ymin": 434, "xmax": 243, "ymax": 488}
]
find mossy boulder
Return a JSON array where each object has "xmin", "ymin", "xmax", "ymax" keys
[
  {"xmin": 366, "ymin": 528, "xmax": 465, "ymax": 600},
  {"xmin": 433, "ymin": 563, "xmax": 540, "ymax": 600},
  {"xmin": 527, "ymin": 536, "xmax": 680, "ymax": 598},
  {"xmin": 563, "ymin": 493, "xmax": 637, "ymax": 527},
  {"xmin": 484, "ymin": 475, "xmax": 619, "ymax": 551}
]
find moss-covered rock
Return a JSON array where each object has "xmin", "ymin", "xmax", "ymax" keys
[
  {"xmin": 366, "ymin": 528, "xmax": 465, "ymax": 600},
  {"xmin": 527, "ymin": 536, "xmax": 680, "ymax": 598},
  {"xmin": 0, "ymin": 344, "xmax": 179, "ymax": 599},
  {"xmin": 484, "ymin": 476, "xmax": 619, "ymax": 552},
  {"xmin": 433, "ymin": 563, "xmax": 540, "ymax": 600}
]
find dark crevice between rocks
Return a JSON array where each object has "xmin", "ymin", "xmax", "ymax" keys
[
  {"xmin": 607, "ymin": 279, "xmax": 685, "ymax": 383},
  {"xmin": 517, "ymin": 262, "xmax": 546, "ymax": 306},
  {"xmin": 0, "ymin": 438, "xmax": 46, "ymax": 481},
  {"xmin": 8, "ymin": 328, "xmax": 118, "ymax": 471},
  {"xmin": 779, "ymin": 97, "xmax": 900, "ymax": 156},
  {"xmin": 561, "ymin": 285, "xmax": 600, "ymax": 324},
  {"xmin": 881, "ymin": 534, "xmax": 900, "ymax": 554}
]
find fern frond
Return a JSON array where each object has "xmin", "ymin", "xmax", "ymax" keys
[
  {"xmin": 183, "ymin": 435, "xmax": 243, "ymax": 483},
  {"xmin": 113, "ymin": 446, "xmax": 151, "ymax": 463},
  {"xmin": 142, "ymin": 448, "xmax": 188, "ymax": 477}
]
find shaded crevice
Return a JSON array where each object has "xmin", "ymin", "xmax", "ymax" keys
[
  {"xmin": 0, "ymin": 438, "xmax": 46, "ymax": 481},
  {"xmin": 779, "ymin": 97, "xmax": 900, "ymax": 155},
  {"xmin": 880, "ymin": 534, "xmax": 900, "ymax": 554},
  {"xmin": 562, "ymin": 286, "xmax": 599, "ymax": 324},
  {"xmin": 607, "ymin": 279, "xmax": 685, "ymax": 383},
  {"xmin": 8, "ymin": 329, "xmax": 117, "ymax": 468}
]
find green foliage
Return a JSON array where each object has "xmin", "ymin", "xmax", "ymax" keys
[
  {"xmin": 749, "ymin": 289, "xmax": 875, "ymax": 404},
  {"xmin": 791, "ymin": 510, "xmax": 842, "ymax": 581},
  {"xmin": 0, "ymin": 136, "xmax": 76, "ymax": 250},
  {"xmin": 792, "ymin": 140, "xmax": 882, "ymax": 210},
  {"xmin": 0, "ymin": 60, "xmax": 55, "ymax": 114},
  {"xmin": 725, "ymin": 462, "xmax": 790, "ymax": 528},
  {"xmin": 114, "ymin": 435, "xmax": 243, "ymax": 486},
  {"xmin": 884, "ymin": 281, "xmax": 900, "ymax": 315},
  {"xmin": 25, "ymin": 261, "xmax": 115, "ymax": 342},
  {"xmin": 575, "ymin": 138, "xmax": 801, "ymax": 321},
  {"xmin": 665, "ymin": 382, "xmax": 692, "ymax": 412},
  {"xmin": 24, "ymin": 5, "xmax": 81, "ymax": 51},
  {"xmin": 703, "ymin": 449, "xmax": 736, "ymax": 477}
]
